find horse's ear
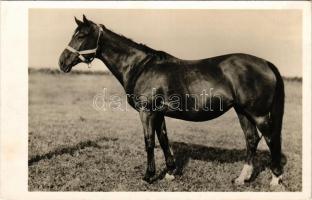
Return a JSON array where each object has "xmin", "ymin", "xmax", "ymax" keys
[
  {"xmin": 74, "ymin": 17, "xmax": 83, "ymax": 26},
  {"xmin": 82, "ymin": 14, "xmax": 90, "ymax": 24}
]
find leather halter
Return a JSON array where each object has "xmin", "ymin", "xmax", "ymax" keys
[{"xmin": 66, "ymin": 25, "xmax": 103, "ymax": 64}]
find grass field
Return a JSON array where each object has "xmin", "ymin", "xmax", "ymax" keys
[{"xmin": 28, "ymin": 70, "xmax": 302, "ymax": 191}]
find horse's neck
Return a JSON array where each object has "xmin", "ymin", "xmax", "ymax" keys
[{"xmin": 96, "ymin": 26, "xmax": 151, "ymax": 86}]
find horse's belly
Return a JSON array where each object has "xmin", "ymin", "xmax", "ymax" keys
[
  {"xmin": 164, "ymin": 105, "xmax": 232, "ymax": 122},
  {"xmin": 162, "ymin": 89, "xmax": 234, "ymax": 121}
]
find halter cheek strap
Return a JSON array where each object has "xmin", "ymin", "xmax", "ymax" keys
[{"xmin": 66, "ymin": 25, "xmax": 103, "ymax": 63}]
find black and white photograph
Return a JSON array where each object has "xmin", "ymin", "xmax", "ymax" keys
[{"xmin": 1, "ymin": 1, "xmax": 311, "ymax": 199}]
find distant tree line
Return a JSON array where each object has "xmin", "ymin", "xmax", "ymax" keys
[{"xmin": 28, "ymin": 67, "xmax": 302, "ymax": 82}]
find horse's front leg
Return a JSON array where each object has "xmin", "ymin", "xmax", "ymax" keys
[
  {"xmin": 155, "ymin": 116, "xmax": 176, "ymax": 180},
  {"xmin": 139, "ymin": 111, "xmax": 157, "ymax": 183}
]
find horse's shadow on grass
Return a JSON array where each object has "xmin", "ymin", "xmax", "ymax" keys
[
  {"xmin": 156, "ymin": 141, "xmax": 286, "ymax": 182},
  {"xmin": 28, "ymin": 136, "xmax": 118, "ymax": 166}
]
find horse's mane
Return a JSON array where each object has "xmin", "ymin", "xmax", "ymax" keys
[{"xmin": 99, "ymin": 24, "xmax": 172, "ymax": 59}]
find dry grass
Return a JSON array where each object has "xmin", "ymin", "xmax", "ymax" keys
[{"xmin": 28, "ymin": 71, "xmax": 302, "ymax": 191}]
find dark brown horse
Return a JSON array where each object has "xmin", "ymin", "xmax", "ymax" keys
[{"xmin": 59, "ymin": 15, "xmax": 285, "ymax": 187}]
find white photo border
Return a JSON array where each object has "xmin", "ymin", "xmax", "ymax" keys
[{"xmin": 0, "ymin": 1, "xmax": 311, "ymax": 200}]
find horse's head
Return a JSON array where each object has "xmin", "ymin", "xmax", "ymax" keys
[{"xmin": 59, "ymin": 15, "xmax": 103, "ymax": 73}]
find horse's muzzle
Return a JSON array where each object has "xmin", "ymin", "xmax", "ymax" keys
[
  {"xmin": 59, "ymin": 62, "xmax": 72, "ymax": 73},
  {"xmin": 59, "ymin": 59, "xmax": 72, "ymax": 73},
  {"xmin": 59, "ymin": 50, "xmax": 75, "ymax": 73}
]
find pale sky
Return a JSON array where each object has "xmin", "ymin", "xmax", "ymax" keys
[{"xmin": 29, "ymin": 9, "xmax": 302, "ymax": 77}]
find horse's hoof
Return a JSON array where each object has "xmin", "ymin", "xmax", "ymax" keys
[
  {"xmin": 165, "ymin": 173, "xmax": 175, "ymax": 181},
  {"xmin": 270, "ymin": 174, "xmax": 282, "ymax": 186},
  {"xmin": 270, "ymin": 174, "xmax": 284, "ymax": 191},
  {"xmin": 233, "ymin": 164, "xmax": 253, "ymax": 186},
  {"xmin": 270, "ymin": 182, "xmax": 286, "ymax": 191},
  {"xmin": 142, "ymin": 176, "xmax": 153, "ymax": 184},
  {"xmin": 143, "ymin": 171, "xmax": 155, "ymax": 184},
  {"xmin": 233, "ymin": 177, "xmax": 245, "ymax": 186}
]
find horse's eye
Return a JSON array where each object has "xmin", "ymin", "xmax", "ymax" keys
[{"xmin": 77, "ymin": 34, "xmax": 85, "ymax": 39}]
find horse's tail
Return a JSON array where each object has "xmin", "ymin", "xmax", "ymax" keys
[
  {"xmin": 267, "ymin": 62, "xmax": 286, "ymax": 170},
  {"xmin": 267, "ymin": 62, "xmax": 285, "ymax": 137}
]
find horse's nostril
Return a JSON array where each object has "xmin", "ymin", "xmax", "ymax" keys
[{"xmin": 59, "ymin": 60, "xmax": 64, "ymax": 67}]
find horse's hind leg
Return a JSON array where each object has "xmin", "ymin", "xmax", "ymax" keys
[
  {"xmin": 254, "ymin": 114, "xmax": 284, "ymax": 187},
  {"xmin": 155, "ymin": 116, "xmax": 176, "ymax": 179},
  {"xmin": 234, "ymin": 109, "xmax": 261, "ymax": 185}
]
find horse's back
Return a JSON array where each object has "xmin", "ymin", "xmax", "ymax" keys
[{"xmin": 133, "ymin": 53, "xmax": 279, "ymax": 121}]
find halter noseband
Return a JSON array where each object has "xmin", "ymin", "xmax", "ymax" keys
[{"xmin": 66, "ymin": 25, "xmax": 103, "ymax": 65}]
